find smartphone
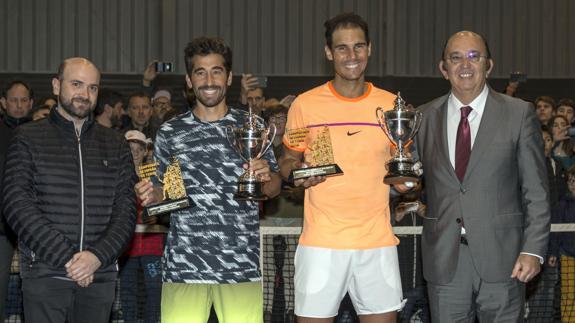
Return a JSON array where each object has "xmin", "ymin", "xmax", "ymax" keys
[
  {"xmin": 254, "ymin": 75, "xmax": 268, "ymax": 88},
  {"xmin": 155, "ymin": 62, "xmax": 174, "ymax": 73},
  {"xmin": 509, "ymin": 72, "xmax": 527, "ymax": 83},
  {"xmin": 568, "ymin": 127, "xmax": 575, "ymax": 138}
]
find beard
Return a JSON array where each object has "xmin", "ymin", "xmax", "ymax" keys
[
  {"xmin": 194, "ymin": 85, "xmax": 227, "ymax": 108},
  {"xmin": 60, "ymin": 96, "xmax": 94, "ymax": 119}
]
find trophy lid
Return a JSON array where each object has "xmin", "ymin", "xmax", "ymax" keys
[{"xmin": 394, "ymin": 92, "xmax": 406, "ymax": 110}]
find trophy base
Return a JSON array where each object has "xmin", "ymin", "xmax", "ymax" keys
[
  {"xmin": 289, "ymin": 164, "xmax": 344, "ymax": 182},
  {"xmin": 234, "ymin": 180, "xmax": 268, "ymax": 201},
  {"xmin": 384, "ymin": 160, "xmax": 419, "ymax": 185},
  {"xmin": 144, "ymin": 197, "xmax": 193, "ymax": 217}
]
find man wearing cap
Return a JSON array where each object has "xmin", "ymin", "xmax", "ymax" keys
[
  {"xmin": 152, "ymin": 90, "xmax": 174, "ymax": 126},
  {"xmin": 121, "ymin": 130, "xmax": 165, "ymax": 323}
]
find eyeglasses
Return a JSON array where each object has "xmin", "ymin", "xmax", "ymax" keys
[
  {"xmin": 568, "ymin": 176, "xmax": 575, "ymax": 184},
  {"xmin": 445, "ymin": 51, "xmax": 488, "ymax": 64}
]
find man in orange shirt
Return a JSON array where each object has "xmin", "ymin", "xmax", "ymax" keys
[{"xmin": 279, "ymin": 13, "xmax": 403, "ymax": 323}]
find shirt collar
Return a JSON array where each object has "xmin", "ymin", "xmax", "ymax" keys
[{"xmin": 448, "ymin": 85, "xmax": 489, "ymax": 120}]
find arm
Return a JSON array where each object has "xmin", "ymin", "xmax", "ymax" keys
[
  {"xmin": 3, "ymin": 131, "xmax": 76, "ymax": 268},
  {"xmin": 511, "ymin": 103, "xmax": 551, "ymax": 282},
  {"xmin": 142, "ymin": 61, "xmax": 158, "ymax": 88},
  {"xmin": 239, "ymin": 74, "xmax": 260, "ymax": 106},
  {"xmin": 250, "ymin": 159, "xmax": 281, "ymax": 198},
  {"xmin": 85, "ymin": 140, "xmax": 137, "ymax": 267}
]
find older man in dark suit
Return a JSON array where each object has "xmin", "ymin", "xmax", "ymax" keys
[{"xmin": 413, "ymin": 31, "xmax": 550, "ymax": 322}]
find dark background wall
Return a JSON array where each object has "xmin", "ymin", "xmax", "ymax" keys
[{"xmin": 1, "ymin": 0, "xmax": 574, "ymax": 78}]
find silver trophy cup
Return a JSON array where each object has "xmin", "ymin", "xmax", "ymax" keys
[
  {"xmin": 376, "ymin": 92, "xmax": 422, "ymax": 185},
  {"xmin": 226, "ymin": 111, "xmax": 276, "ymax": 200}
]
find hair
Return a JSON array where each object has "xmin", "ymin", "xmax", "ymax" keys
[
  {"xmin": 94, "ymin": 89, "xmax": 123, "ymax": 116},
  {"xmin": 37, "ymin": 96, "xmax": 57, "ymax": 106},
  {"xmin": 184, "ymin": 37, "xmax": 233, "ymax": 75},
  {"xmin": 127, "ymin": 91, "xmax": 151, "ymax": 106},
  {"xmin": 534, "ymin": 96, "xmax": 556, "ymax": 110},
  {"xmin": 568, "ymin": 164, "xmax": 575, "ymax": 178},
  {"xmin": 550, "ymin": 114, "xmax": 574, "ymax": 157},
  {"xmin": 263, "ymin": 104, "xmax": 289, "ymax": 122},
  {"xmin": 324, "ymin": 13, "xmax": 370, "ymax": 48},
  {"xmin": 558, "ymin": 98, "xmax": 575, "ymax": 110},
  {"xmin": 2, "ymin": 80, "xmax": 34, "ymax": 99}
]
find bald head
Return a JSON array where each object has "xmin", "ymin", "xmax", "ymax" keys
[
  {"xmin": 52, "ymin": 57, "xmax": 101, "ymax": 120},
  {"xmin": 442, "ymin": 31, "xmax": 491, "ymax": 61},
  {"xmin": 57, "ymin": 57, "xmax": 100, "ymax": 81}
]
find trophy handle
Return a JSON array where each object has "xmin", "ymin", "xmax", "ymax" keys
[
  {"xmin": 404, "ymin": 111, "xmax": 423, "ymax": 148},
  {"xmin": 257, "ymin": 123, "xmax": 277, "ymax": 160},
  {"xmin": 375, "ymin": 107, "xmax": 397, "ymax": 148}
]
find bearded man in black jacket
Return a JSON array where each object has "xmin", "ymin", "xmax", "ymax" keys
[
  {"xmin": 0, "ymin": 80, "xmax": 33, "ymax": 320},
  {"xmin": 3, "ymin": 57, "xmax": 137, "ymax": 323}
]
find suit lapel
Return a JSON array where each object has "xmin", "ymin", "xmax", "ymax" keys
[
  {"xmin": 438, "ymin": 98, "xmax": 457, "ymax": 181},
  {"xmin": 429, "ymin": 95, "xmax": 458, "ymax": 182},
  {"xmin": 464, "ymin": 89, "xmax": 504, "ymax": 180}
]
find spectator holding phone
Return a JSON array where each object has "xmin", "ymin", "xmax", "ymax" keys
[
  {"xmin": 240, "ymin": 74, "xmax": 266, "ymax": 115},
  {"xmin": 550, "ymin": 114, "xmax": 575, "ymax": 170}
]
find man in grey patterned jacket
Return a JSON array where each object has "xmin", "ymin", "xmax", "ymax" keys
[{"xmin": 135, "ymin": 37, "xmax": 281, "ymax": 323}]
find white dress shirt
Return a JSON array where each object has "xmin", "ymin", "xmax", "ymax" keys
[{"xmin": 446, "ymin": 85, "xmax": 488, "ymax": 169}]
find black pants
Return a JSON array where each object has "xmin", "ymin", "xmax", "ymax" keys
[{"xmin": 22, "ymin": 277, "xmax": 115, "ymax": 323}]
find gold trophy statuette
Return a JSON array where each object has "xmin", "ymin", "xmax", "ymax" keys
[
  {"xmin": 138, "ymin": 157, "xmax": 192, "ymax": 217},
  {"xmin": 287, "ymin": 126, "xmax": 343, "ymax": 181}
]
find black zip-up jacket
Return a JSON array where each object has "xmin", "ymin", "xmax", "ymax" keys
[{"xmin": 2, "ymin": 108, "xmax": 137, "ymax": 281}]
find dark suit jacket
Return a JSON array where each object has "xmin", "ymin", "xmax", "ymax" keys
[{"xmin": 415, "ymin": 88, "xmax": 550, "ymax": 284}]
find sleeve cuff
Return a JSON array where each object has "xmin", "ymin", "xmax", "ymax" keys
[{"xmin": 520, "ymin": 252, "xmax": 544, "ymax": 264}]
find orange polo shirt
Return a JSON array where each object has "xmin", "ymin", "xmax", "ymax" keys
[{"xmin": 284, "ymin": 82, "xmax": 399, "ymax": 249}]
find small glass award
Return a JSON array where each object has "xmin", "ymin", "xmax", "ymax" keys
[
  {"xmin": 286, "ymin": 126, "xmax": 343, "ymax": 181},
  {"xmin": 138, "ymin": 157, "xmax": 192, "ymax": 217}
]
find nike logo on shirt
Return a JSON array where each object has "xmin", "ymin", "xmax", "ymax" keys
[{"xmin": 347, "ymin": 130, "xmax": 361, "ymax": 136}]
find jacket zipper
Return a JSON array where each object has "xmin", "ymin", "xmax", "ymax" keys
[
  {"xmin": 30, "ymin": 251, "xmax": 36, "ymax": 268},
  {"xmin": 76, "ymin": 128, "xmax": 85, "ymax": 251}
]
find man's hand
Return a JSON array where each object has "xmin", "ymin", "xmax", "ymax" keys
[
  {"xmin": 511, "ymin": 254, "xmax": 541, "ymax": 282},
  {"xmin": 240, "ymin": 74, "xmax": 260, "ymax": 105},
  {"xmin": 287, "ymin": 161, "xmax": 326, "ymax": 188},
  {"xmin": 65, "ymin": 251, "xmax": 102, "ymax": 282},
  {"xmin": 77, "ymin": 274, "xmax": 94, "ymax": 288},
  {"xmin": 553, "ymin": 125, "xmax": 570, "ymax": 142},
  {"xmin": 393, "ymin": 182, "xmax": 419, "ymax": 193},
  {"xmin": 245, "ymin": 159, "xmax": 272, "ymax": 182},
  {"xmin": 143, "ymin": 61, "xmax": 158, "ymax": 87},
  {"xmin": 135, "ymin": 180, "xmax": 162, "ymax": 206},
  {"xmin": 548, "ymin": 255, "xmax": 557, "ymax": 267}
]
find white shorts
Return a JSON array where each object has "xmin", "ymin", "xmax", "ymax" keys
[{"xmin": 294, "ymin": 245, "xmax": 404, "ymax": 318}]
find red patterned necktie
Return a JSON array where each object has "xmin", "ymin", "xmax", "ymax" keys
[{"xmin": 455, "ymin": 106, "xmax": 473, "ymax": 182}]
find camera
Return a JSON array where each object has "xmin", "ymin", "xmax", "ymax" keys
[
  {"xmin": 155, "ymin": 62, "xmax": 173, "ymax": 73},
  {"xmin": 254, "ymin": 75, "xmax": 268, "ymax": 88},
  {"xmin": 509, "ymin": 72, "xmax": 527, "ymax": 83}
]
